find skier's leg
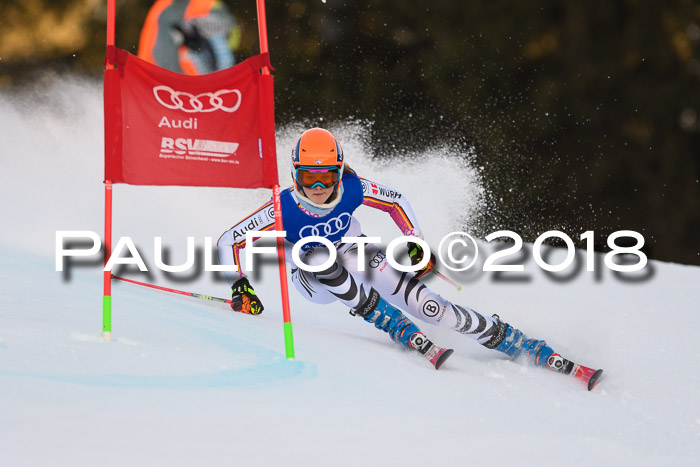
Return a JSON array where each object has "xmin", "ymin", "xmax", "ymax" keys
[
  {"xmin": 290, "ymin": 265, "xmax": 337, "ymax": 305},
  {"xmin": 342, "ymin": 243, "xmax": 573, "ymax": 370},
  {"xmin": 293, "ymin": 248, "xmax": 421, "ymax": 347},
  {"xmin": 292, "ymin": 247, "xmax": 452, "ymax": 367},
  {"xmin": 481, "ymin": 316, "xmax": 576, "ymax": 373},
  {"xmin": 352, "ymin": 287, "xmax": 453, "ymax": 369},
  {"xmin": 291, "ymin": 246, "xmax": 369, "ymax": 309},
  {"xmin": 340, "ymin": 243, "xmax": 501, "ymax": 343}
]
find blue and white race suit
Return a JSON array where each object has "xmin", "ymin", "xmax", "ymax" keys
[{"xmin": 217, "ymin": 172, "xmax": 499, "ymax": 345}]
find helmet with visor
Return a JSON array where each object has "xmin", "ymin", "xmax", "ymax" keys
[{"xmin": 291, "ymin": 128, "xmax": 344, "ymax": 192}]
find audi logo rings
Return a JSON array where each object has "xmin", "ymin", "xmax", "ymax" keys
[
  {"xmin": 153, "ymin": 85, "xmax": 242, "ymax": 113},
  {"xmin": 369, "ymin": 251, "xmax": 386, "ymax": 268},
  {"xmin": 299, "ymin": 213, "xmax": 352, "ymax": 237}
]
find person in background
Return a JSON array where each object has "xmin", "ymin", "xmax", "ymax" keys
[{"xmin": 138, "ymin": 0, "xmax": 240, "ymax": 75}]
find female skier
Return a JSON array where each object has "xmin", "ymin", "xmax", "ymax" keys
[{"xmin": 217, "ymin": 128, "xmax": 603, "ymax": 387}]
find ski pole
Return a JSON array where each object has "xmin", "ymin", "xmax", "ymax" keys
[
  {"xmin": 432, "ymin": 268, "xmax": 464, "ymax": 292},
  {"xmin": 112, "ymin": 275, "xmax": 232, "ymax": 304}
]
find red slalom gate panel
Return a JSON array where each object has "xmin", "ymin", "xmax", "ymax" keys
[{"xmin": 104, "ymin": 49, "xmax": 278, "ymax": 189}]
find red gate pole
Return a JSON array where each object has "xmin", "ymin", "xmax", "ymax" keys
[
  {"xmin": 103, "ymin": 181, "xmax": 113, "ymax": 341},
  {"xmin": 256, "ymin": 0, "xmax": 295, "ymax": 359},
  {"xmin": 102, "ymin": 0, "xmax": 117, "ymax": 341}
]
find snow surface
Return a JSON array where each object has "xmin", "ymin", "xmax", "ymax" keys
[{"xmin": 1, "ymin": 79, "xmax": 700, "ymax": 467}]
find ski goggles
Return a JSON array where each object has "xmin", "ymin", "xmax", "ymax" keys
[{"xmin": 295, "ymin": 167, "xmax": 340, "ymax": 189}]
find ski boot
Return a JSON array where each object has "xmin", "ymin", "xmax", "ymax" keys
[
  {"xmin": 352, "ymin": 288, "xmax": 454, "ymax": 370},
  {"xmin": 485, "ymin": 316, "xmax": 604, "ymax": 390}
]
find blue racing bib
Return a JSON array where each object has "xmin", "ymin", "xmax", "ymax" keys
[{"xmin": 281, "ymin": 173, "xmax": 364, "ymax": 250}]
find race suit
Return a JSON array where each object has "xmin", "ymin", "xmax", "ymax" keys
[{"xmin": 217, "ymin": 173, "xmax": 500, "ymax": 345}]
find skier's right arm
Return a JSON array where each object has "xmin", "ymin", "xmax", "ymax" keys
[{"xmin": 217, "ymin": 200, "xmax": 276, "ymax": 312}]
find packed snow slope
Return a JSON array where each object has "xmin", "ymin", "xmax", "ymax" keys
[{"xmin": 1, "ymin": 79, "xmax": 699, "ymax": 467}]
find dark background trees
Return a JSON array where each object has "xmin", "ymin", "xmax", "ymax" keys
[{"xmin": 2, "ymin": 0, "xmax": 698, "ymax": 264}]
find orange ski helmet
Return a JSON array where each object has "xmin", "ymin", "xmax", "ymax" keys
[{"xmin": 291, "ymin": 128, "xmax": 345, "ymax": 191}]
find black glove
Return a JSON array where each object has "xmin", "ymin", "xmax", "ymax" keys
[
  {"xmin": 407, "ymin": 242, "xmax": 436, "ymax": 279},
  {"xmin": 230, "ymin": 278, "xmax": 264, "ymax": 315}
]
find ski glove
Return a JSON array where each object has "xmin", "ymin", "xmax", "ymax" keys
[
  {"xmin": 230, "ymin": 278, "xmax": 264, "ymax": 315},
  {"xmin": 407, "ymin": 242, "xmax": 436, "ymax": 279}
]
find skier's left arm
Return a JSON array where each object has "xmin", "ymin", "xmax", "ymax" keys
[
  {"xmin": 359, "ymin": 178, "xmax": 423, "ymax": 238},
  {"xmin": 359, "ymin": 178, "xmax": 435, "ymax": 278}
]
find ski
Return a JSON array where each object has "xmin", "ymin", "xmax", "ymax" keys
[
  {"xmin": 422, "ymin": 343, "xmax": 454, "ymax": 370},
  {"xmin": 572, "ymin": 365, "xmax": 604, "ymax": 391},
  {"xmin": 408, "ymin": 333, "xmax": 454, "ymax": 370},
  {"xmin": 546, "ymin": 353, "xmax": 604, "ymax": 391}
]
